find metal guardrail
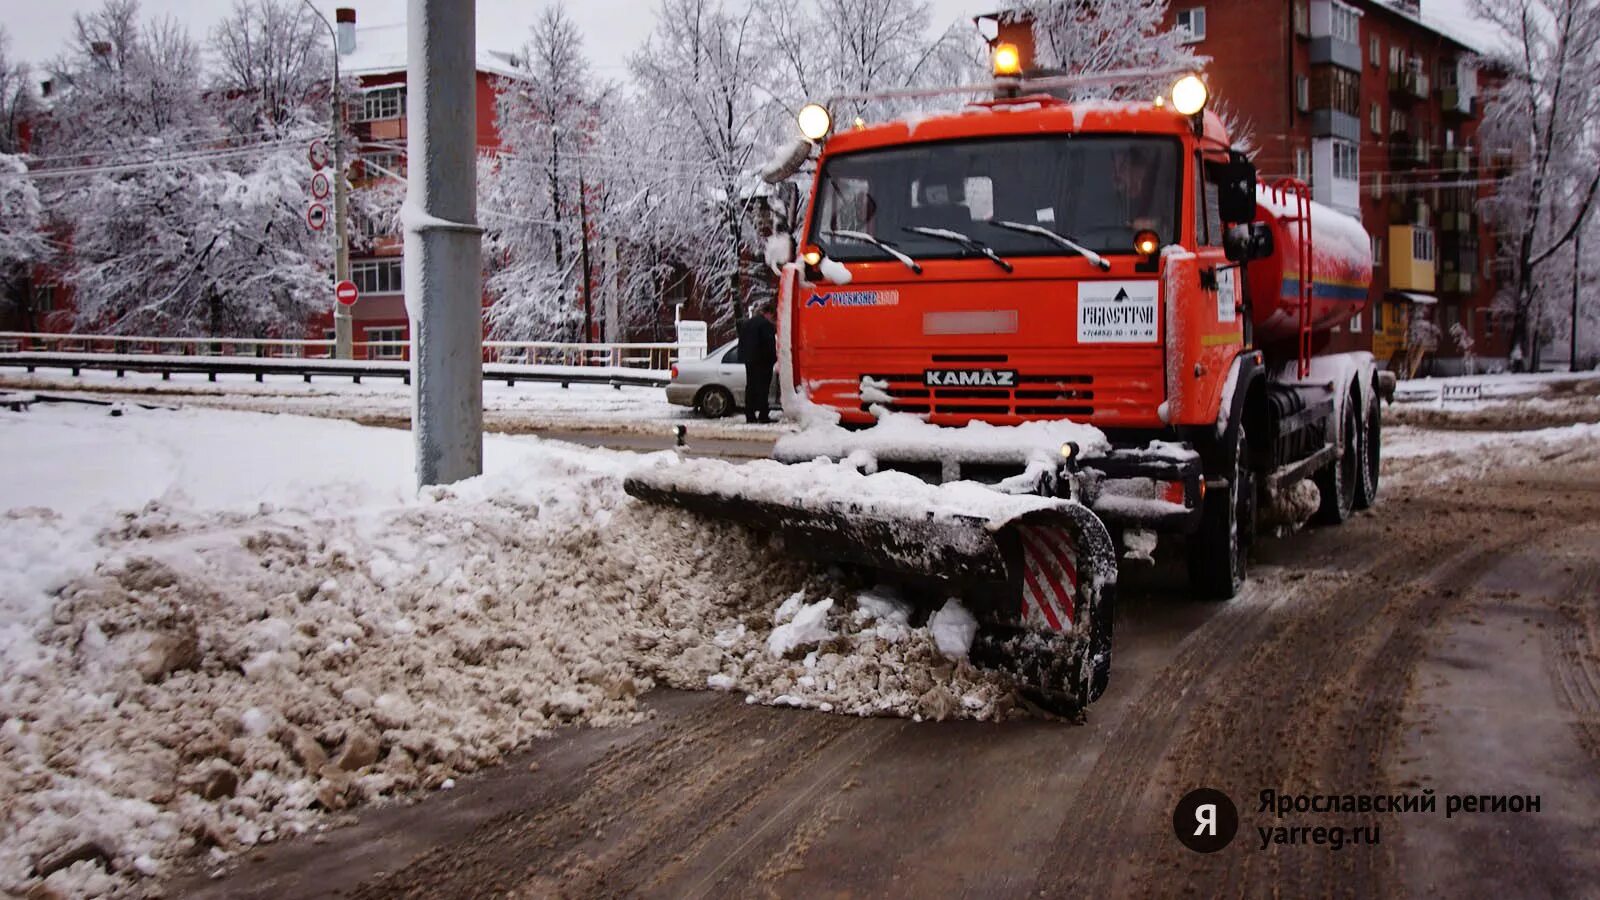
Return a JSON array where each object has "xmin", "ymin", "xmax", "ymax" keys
[
  {"xmin": 0, "ymin": 351, "xmax": 669, "ymax": 389},
  {"xmin": 0, "ymin": 332, "xmax": 704, "ymax": 371}
]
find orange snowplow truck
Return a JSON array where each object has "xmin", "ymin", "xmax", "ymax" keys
[{"xmin": 627, "ymin": 56, "xmax": 1392, "ymax": 713}]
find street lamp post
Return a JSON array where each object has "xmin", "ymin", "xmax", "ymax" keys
[{"xmin": 303, "ymin": 0, "xmax": 353, "ymax": 360}]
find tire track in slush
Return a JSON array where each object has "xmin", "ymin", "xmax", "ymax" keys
[
  {"xmin": 1025, "ymin": 510, "xmax": 1461, "ymax": 896},
  {"xmin": 1115, "ymin": 481, "xmax": 1600, "ymax": 899},
  {"xmin": 347, "ymin": 697, "xmax": 859, "ymax": 899}
]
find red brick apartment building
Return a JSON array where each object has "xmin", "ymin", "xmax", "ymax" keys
[
  {"xmin": 994, "ymin": 0, "xmax": 1505, "ymax": 373},
  {"xmin": 306, "ymin": 9, "xmax": 526, "ymax": 359}
]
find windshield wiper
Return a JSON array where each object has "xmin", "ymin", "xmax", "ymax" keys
[
  {"xmin": 990, "ymin": 220, "xmax": 1112, "ymax": 272},
  {"xmin": 902, "ymin": 226, "xmax": 1014, "ymax": 273},
  {"xmin": 820, "ymin": 229, "xmax": 923, "ymax": 274}
]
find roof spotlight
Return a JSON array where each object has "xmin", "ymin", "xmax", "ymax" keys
[
  {"xmin": 797, "ymin": 103, "xmax": 832, "ymax": 141},
  {"xmin": 1171, "ymin": 74, "xmax": 1209, "ymax": 116}
]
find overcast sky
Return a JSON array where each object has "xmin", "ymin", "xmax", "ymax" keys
[{"xmin": 5, "ymin": 0, "xmax": 1491, "ymax": 73}]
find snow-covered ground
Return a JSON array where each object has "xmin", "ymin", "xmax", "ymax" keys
[
  {"xmin": 1395, "ymin": 369, "xmax": 1600, "ymax": 405},
  {"xmin": 0, "ymin": 403, "xmax": 999, "ymax": 897},
  {"xmin": 0, "ymin": 368, "xmax": 794, "ymax": 439}
]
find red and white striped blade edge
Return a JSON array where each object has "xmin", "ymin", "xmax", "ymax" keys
[{"xmin": 1017, "ymin": 525, "xmax": 1080, "ymax": 633}]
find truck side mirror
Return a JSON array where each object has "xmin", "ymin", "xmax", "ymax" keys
[
  {"xmin": 1214, "ymin": 151, "xmax": 1258, "ymax": 224},
  {"xmin": 1224, "ymin": 222, "xmax": 1274, "ymax": 263}
]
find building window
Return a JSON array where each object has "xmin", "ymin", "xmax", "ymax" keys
[
  {"xmin": 356, "ymin": 87, "xmax": 406, "ymax": 122},
  {"xmin": 32, "ymin": 284, "xmax": 55, "ymax": 312},
  {"xmin": 1413, "ymin": 228, "xmax": 1435, "ymax": 263},
  {"xmin": 1295, "ymin": 147, "xmax": 1310, "ymax": 181},
  {"xmin": 1372, "ymin": 235, "xmax": 1384, "ymax": 267},
  {"xmin": 1175, "ymin": 8, "xmax": 1206, "ymax": 43},
  {"xmin": 1370, "ymin": 35, "xmax": 1381, "ymax": 68},
  {"xmin": 1332, "ymin": 139, "xmax": 1359, "ymax": 182},
  {"xmin": 1371, "ymin": 102, "xmax": 1382, "ymax": 134},
  {"xmin": 1332, "ymin": 68, "xmax": 1360, "ymax": 115},
  {"xmin": 360, "ymin": 150, "xmax": 404, "ymax": 178},
  {"xmin": 351, "ymin": 258, "xmax": 403, "ymax": 294},
  {"xmin": 1331, "ymin": 1, "xmax": 1360, "ymax": 44},
  {"xmin": 1350, "ymin": 311, "xmax": 1363, "ymax": 333},
  {"xmin": 1295, "ymin": 75, "xmax": 1310, "ymax": 112},
  {"xmin": 1371, "ymin": 170, "xmax": 1382, "ymax": 200},
  {"xmin": 1376, "ymin": 302, "xmax": 1386, "ymax": 332},
  {"xmin": 1390, "ymin": 109, "xmax": 1407, "ymax": 133},
  {"xmin": 365, "ymin": 327, "xmax": 406, "ymax": 359},
  {"xmin": 1389, "ymin": 45, "xmax": 1404, "ymax": 72}
]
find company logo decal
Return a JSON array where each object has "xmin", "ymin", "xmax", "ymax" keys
[
  {"xmin": 807, "ymin": 290, "xmax": 900, "ymax": 309},
  {"xmin": 1077, "ymin": 280, "xmax": 1159, "ymax": 343}
]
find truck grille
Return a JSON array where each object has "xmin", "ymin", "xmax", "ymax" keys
[{"xmin": 862, "ymin": 372, "xmax": 1096, "ymax": 418}]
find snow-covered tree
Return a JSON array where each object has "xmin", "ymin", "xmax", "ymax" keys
[
  {"xmin": 0, "ymin": 155, "xmax": 52, "ymax": 325},
  {"xmin": 1005, "ymin": 0, "xmax": 1203, "ymax": 98},
  {"xmin": 41, "ymin": 0, "xmax": 327, "ymax": 336},
  {"xmin": 757, "ymin": 0, "xmax": 983, "ymax": 123},
  {"xmin": 629, "ymin": 0, "xmax": 781, "ymax": 330},
  {"xmin": 1472, "ymin": 0, "xmax": 1600, "ymax": 367},
  {"xmin": 481, "ymin": 3, "xmax": 600, "ymax": 340},
  {"xmin": 209, "ymin": 0, "xmax": 329, "ymax": 137},
  {"xmin": 0, "ymin": 28, "xmax": 35, "ymax": 155}
]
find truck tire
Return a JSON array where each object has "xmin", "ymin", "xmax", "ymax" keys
[
  {"xmin": 1187, "ymin": 423, "xmax": 1254, "ymax": 600},
  {"xmin": 1314, "ymin": 386, "xmax": 1359, "ymax": 524},
  {"xmin": 694, "ymin": 386, "xmax": 734, "ymax": 418},
  {"xmin": 1354, "ymin": 395, "xmax": 1381, "ymax": 510}
]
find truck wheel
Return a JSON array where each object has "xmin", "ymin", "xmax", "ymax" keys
[
  {"xmin": 1354, "ymin": 396, "xmax": 1381, "ymax": 510},
  {"xmin": 1187, "ymin": 423, "xmax": 1254, "ymax": 600},
  {"xmin": 1314, "ymin": 387, "xmax": 1359, "ymax": 524},
  {"xmin": 695, "ymin": 386, "xmax": 734, "ymax": 418}
]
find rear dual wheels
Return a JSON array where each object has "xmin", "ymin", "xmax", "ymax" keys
[
  {"xmin": 1314, "ymin": 388, "xmax": 1361, "ymax": 524},
  {"xmin": 1187, "ymin": 423, "xmax": 1256, "ymax": 600},
  {"xmin": 1354, "ymin": 395, "xmax": 1381, "ymax": 510}
]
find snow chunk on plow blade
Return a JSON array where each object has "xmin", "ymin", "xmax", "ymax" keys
[{"xmin": 774, "ymin": 412, "xmax": 1109, "ymax": 470}]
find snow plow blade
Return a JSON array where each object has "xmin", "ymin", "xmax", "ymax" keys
[{"xmin": 623, "ymin": 460, "xmax": 1118, "ymax": 712}]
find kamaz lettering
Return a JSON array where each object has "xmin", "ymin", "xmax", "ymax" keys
[{"xmin": 924, "ymin": 369, "xmax": 1018, "ymax": 387}]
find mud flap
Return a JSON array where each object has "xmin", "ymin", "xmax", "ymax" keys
[{"xmin": 624, "ymin": 466, "xmax": 1119, "ymax": 712}]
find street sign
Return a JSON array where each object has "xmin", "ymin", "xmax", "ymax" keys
[
  {"xmin": 308, "ymin": 140, "xmax": 330, "ymax": 170},
  {"xmin": 306, "ymin": 203, "xmax": 327, "ymax": 231},
  {"xmin": 335, "ymin": 280, "xmax": 359, "ymax": 306},
  {"xmin": 310, "ymin": 171, "xmax": 331, "ymax": 199}
]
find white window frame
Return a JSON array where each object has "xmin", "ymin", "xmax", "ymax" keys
[
  {"xmin": 1175, "ymin": 8, "xmax": 1207, "ymax": 44},
  {"xmin": 1331, "ymin": 1, "xmax": 1360, "ymax": 44},
  {"xmin": 355, "ymin": 87, "xmax": 406, "ymax": 123},
  {"xmin": 1372, "ymin": 235, "xmax": 1384, "ymax": 268},
  {"xmin": 1332, "ymin": 139, "xmax": 1359, "ymax": 183},
  {"xmin": 1295, "ymin": 74, "xmax": 1310, "ymax": 112},
  {"xmin": 1294, "ymin": 147, "xmax": 1311, "ymax": 181},
  {"xmin": 365, "ymin": 327, "xmax": 407, "ymax": 360},
  {"xmin": 351, "ymin": 258, "xmax": 403, "ymax": 294}
]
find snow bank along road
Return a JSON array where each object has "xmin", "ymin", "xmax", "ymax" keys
[{"xmin": 3, "ymin": 402, "xmax": 1598, "ymax": 897}]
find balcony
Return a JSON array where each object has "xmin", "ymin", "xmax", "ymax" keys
[
  {"xmin": 1389, "ymin": 225, "xmax": 1437, "ymax": 292},
  {"xmin": 1311, "ymin": 37, "xmax": 1363, "ymax": 70},
  {"xmin": 1441, "ymin": 87, "xmax": 1474, "ymax": 117},
  {"xmin": 1389, "ymin": 69, "xmax": 1429, "ymax": 101},
  {"xmin": 1388, "ymin": 135, "xmax": 1431, "ymax": 169},
  {"xmin": 1440, "ymin": 272, "xmax": 1475, "ymax": 295},
  {"xmin": 1311, "ymin": 109, "xmax": 1362, "ymax": 142}
]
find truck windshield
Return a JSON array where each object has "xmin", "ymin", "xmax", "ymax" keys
[{"xmin": 808, "ymin": 135, "xmax": 1180, "ymax": 262}]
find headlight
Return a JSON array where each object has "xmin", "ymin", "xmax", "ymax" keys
[
  {"xmin": 801, "ymin": 248, "xmax": 823, "ymax": 266},
  {"xmin": 1134, "ymin": 229, "xmax": 1160, "ymax": 256},
  {"xmin": 797, "ymin": 103, "xmax": 832, "ymax": 141},
  {"xmin": 1171, "ymin": 74, "xmax": 1208, "ymax": 116}
]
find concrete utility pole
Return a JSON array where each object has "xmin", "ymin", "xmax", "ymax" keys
[
  {"xmin": 407, "ymin": 0, "xmax": 484, "ymax": 486},
  {"xmin": 303, "ymin": 1, "xmax": 354, "ymax": 359}
]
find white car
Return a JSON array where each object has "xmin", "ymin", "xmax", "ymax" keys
[{"xmin": 666, "ymin": 340, "xmax": 780, "ymax": 418}]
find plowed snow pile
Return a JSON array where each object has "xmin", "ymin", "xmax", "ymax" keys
[{"xmin": 0, "ymin": 405, "xmax": 1007, "ymax": 897}]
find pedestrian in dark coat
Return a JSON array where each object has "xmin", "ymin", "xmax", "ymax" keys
[{"xmin": 737, "ymin": 303, "xmax": 778, "ymax": 423}]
